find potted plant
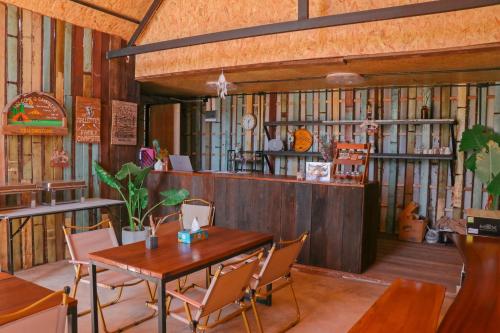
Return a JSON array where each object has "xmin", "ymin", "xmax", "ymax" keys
[
  {"xmin": 93, "ymin": 160, "xmax": 189, "ymax": 244},
  {"xmin": 459, "ymin": 124, "xmax": 500, "ymax": 209}
]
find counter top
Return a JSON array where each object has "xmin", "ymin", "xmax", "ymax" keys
[{"xmin": 152, "ymin": 170, "xmax": 372, "ymax": 188}]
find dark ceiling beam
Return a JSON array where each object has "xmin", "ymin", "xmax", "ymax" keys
[
  {"xmin": 107, "ymin": 0, "xmax": 500, "ymax": 59},
  {"xmin": 298, "ymin": 0, "xmax": 309, "ymax": 20},
  {"xmin": 128, "ymin": 0, "xmax": 164, "ymax": 47},
  {"xmin": 69, "ymin": 0, "xmax": 140, "ymax": 24}
]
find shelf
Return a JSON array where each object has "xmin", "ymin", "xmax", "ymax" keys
[
  {"xmin": 263, "ymin": 151, "xmax": 321, "ymax": 157},
  {"xmin": 333, "ymin": 158, "xmax": 365, "ymax": 165},
  {"xmin": 323, "ymin": 119, "xmax": 455, "ymax": 125},
  {"xmin": 371, "ymin": 153, "xmax": 454, "ymax": 160},
  {"xmin": 264, "ymin": 119, "xmax": 455, "ymax": 126}
]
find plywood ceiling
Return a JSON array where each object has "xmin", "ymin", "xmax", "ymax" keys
[
  {"xmin": 138, "ymin": 46, "xmax": 500, "ymax": 97},
  {"xmin": 0, "ymin": 0, "xmax": 154, "ymax": 40}
]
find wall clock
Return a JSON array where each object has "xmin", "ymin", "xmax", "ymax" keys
[{"xmin": 242, "ymin": 113, "xmax": 257, "ymax": 131}]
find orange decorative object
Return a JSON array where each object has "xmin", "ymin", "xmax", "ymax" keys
[{"xmin": 293, "ymin": 128, "xmax": 313, "ymax": 152}]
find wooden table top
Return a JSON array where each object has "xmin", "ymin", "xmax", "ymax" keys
[
  {"xmin": 0, "ymin": 274, "xmax": 76, "ymax": 324},
  {"xmin": 0, "ymin": 272, "xmax": 12, "ymax": 281},
  {"xmin": 349, "ymin": 278, "xmax": 445, "ymax": 333},
  {"xmin": 0, "ymin": 198, "xmax": 124, "ymax": 219},
  {"xmin": 89, "ymin": 225, "xmax": 273, "ymax": 280},
  {"xmin": 438, "ymin": 234, "xmax": 500, "ymax": 333}
]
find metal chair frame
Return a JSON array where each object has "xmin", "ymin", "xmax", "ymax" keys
[
  {"xmin": 63, "ymin": 220, "xmax": 156, "ymax": 333},
  {"xmin": 166, "ymin": 249, "xmax": 264, "ymax": 332},
  {"xmin": 250, "ymin": 233, "xmax": 309, "ymax": 333}
]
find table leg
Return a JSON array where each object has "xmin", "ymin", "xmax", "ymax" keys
[
  {"xmin": 90, "ymin": 264, "xmax": 99, "ymax": 333},
  {"xmin": 68, "ymin": 304, "xmax": 78, "ymax": 333},
  {"xmin": 6, "ymin": 219, "xmax": 13, "ymax": 274},
  {"xmin": 157, "ymin": 279, "xmax": 166, "ymax": 333}
]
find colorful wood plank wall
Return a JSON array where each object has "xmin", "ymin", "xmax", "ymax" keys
[
  {"xmin": 0, "ymin": 3, "xmax": 139, "ymax": 271},
  {"xmin": 180, "ymin": 85, "xmax": 500, "ymax": 233}
]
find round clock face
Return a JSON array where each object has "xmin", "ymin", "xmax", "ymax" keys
[{"xmin": 242, "ymin": 114, "xmax": 257, "ymax": 130}]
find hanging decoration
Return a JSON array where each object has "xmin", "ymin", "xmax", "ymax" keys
[{"xmin": 216, "ymin": 70, "xmax": 228, "ymax": 99}]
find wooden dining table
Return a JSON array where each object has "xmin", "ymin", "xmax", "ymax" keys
[
  {"xmin": 438, "ymin": 234, "xmax": 500, "ymax": 332},
  {"xmin": 0, "ymin": 273, "xmax": 77, "ymax": 332},
  {"xmin": 88, "ymin": 224, "xmax": 274, "ymax": 333}
]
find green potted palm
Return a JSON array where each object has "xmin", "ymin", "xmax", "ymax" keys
[
  {"xmin": 93, "ymin": 161, "xmax": 189, "ymax": 244},
  {"xmin": 460, "ymin": 124, "xmax": 500, "ymax": 209}
]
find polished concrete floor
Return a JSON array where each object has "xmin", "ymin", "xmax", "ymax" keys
[{"xmin": 16, "ymin": 260, "xmax": 456, "ymax": 332}]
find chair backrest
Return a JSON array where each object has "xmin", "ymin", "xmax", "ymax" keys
[
  {"xmin": 0, "ymin": 289, "xmax": 69, "ymax": 333},
  {"xmin": 197, "ymin": 250, "xmax": 263, "ymax": 319},
  {"xmin": 255, "ymin": 233, "xmax": 308, "ymax": 288},
  {"xmin": 180, "ymin": 199, "xmax": 214, "ymax": 230},
  {"xmin": 63, "ymin": 220, "xmax": 118, "ymax": 264}
]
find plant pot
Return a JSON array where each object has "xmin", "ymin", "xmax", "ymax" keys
[
  {"xmin": 145, "ymin": 235, "xmax": 158, "ymax": 249},
  {"xmin": 121, "ymin": 226, "xmax": 150, "ymax": 245}
]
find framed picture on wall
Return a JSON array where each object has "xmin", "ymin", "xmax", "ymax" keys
[
  {"xmin": 75, "ymin": 96, "xmax": 101, "ymax": 143},
  {"xmin": 111, "ymin": 100, "xmax": 137, "ymax": 146},
  {"xmin": 306, "ymin": 162, "xmax": 331, "ymax": 182}
]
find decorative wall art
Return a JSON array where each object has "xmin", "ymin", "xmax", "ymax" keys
[
  {"xmin": 49, "ymin": 148, "xmax": 70, "ymax": 168},
  {"xmin": 75, "ymin": 96, "xmax": 101, "ymax": 143},
  {"xmin": 111, "ymin": 100, "xmax": 137, "ymax": 145},
  {"xmin": 1, "ymin": 92, "xmax": 68, "ymax": 136}
]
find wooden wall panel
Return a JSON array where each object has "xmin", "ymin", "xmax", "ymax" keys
[
  {"xmin": 0, "ymin": 4, "xmax": 139, "ymax": 271},
  {"xmin": 181, "ymin": 84, "xmax": 500, "ymax": 233}
]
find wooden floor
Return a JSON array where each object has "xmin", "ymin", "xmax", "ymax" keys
[{"xmin": 297, "ymin": 235, "xmax": 463, "ymax": 293}]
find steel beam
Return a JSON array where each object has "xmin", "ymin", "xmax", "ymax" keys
[
  {"xmin": 107, "ymin": 0, "xmax": 500, "ymax": 59},
  {"xmin": 69, "ymin": 0, "xmax": 141, "ymax": 24},
  {"xmin": 298, "ymin": 0, "xmax": 309, "ymax": 20},
  {"xmin": 128, "ymin": 0, "xmax": 164, "ymax": 46}
]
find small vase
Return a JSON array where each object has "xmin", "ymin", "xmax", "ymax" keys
[
  {"xmin": 154, "ymin": 160, "xmax": 164, "ymax": 171},
  {"xmin": 145, "ymin": 235, "xmax": 158, "ymax": 249}
]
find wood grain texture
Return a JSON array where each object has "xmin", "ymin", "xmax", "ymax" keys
[
  {"xmin": 0, "ymin": 4, "xmax": 139, "ymax": 270},
  {"xmin": 89, "ymin": 226, "xmax": 273, "ymax": 279},
  {"xmin": 147, "ymin": 171, "xmax": 380, "ymax": 273},
  {"xmin": 438, "ymin": 234, "xmax": 500, "ymax": 333},
  {"xmin": 349, "ymin": 278, "xmax": 445, "ymax": 333}
]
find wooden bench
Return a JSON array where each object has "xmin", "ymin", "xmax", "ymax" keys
[{"xmin": 349, "ymin": 278, "xmax": 445, "ymax": 333}]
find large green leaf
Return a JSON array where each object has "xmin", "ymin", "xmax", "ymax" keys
[
  {"xmin": 464, "ymin": 154, "xmax": 477, "ymax": 172},
  {"xmin": 475, "ymin": 140, "xmax": 500, "ymax": 186},
  {"xmin": 160, "ymin": 188, "xmax": 189, "ymax": 206},
  {"xmin": 460, "ymin": 125, "xmax": 496, "ymax": 152},
  {"xmin": 133, "ymin": 166, "xmax": 152, "ymax": 187},
  {"xmin": 93, "ymin": 161, "xmax": 122, "ymax": 190},
  {"xmin": 137, "ymin": 187, "xmax": 149, "ymax": 210},
  {"xmin": 115, "ymin": 162, "xmax": 142, "ymax": 180},
  {"xmin": 487, "ymin": 173, "xmax": 500, "ymax": 196}
]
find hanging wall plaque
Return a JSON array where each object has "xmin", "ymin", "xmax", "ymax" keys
[
  {"xmin": 111, "ymin": 100, "xmax": 137, "ymax": 146},
  {"xmin": 1, "ymin": 92, "xmax": 68, "ymax": 136},
  {"xmin": 75, "ymin": 96, "xmax": 101, "ymax": 143}
]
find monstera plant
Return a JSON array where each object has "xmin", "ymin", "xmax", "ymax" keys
[
  {"xmin": 459, "ymin": 125, "xmax": 500, "ymax": 209},
  {"xmin": 93, "ymin": 161, "xmax": 189, "ymax": 237}
]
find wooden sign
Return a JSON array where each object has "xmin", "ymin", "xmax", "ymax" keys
[
  {"xmin": 1, "ymin": 92, "xmax": 68, "ymax": 136},
  {"xmin": 75, "ymin": 96, "xmax": 101, "ymax": 143},
  {"xmin": 111, "ymin": 100, "xmax": 137, "ymax": 146},
  {"xmin": 293, "ymin": 128, "xmax": 313, "ymax": 152}
]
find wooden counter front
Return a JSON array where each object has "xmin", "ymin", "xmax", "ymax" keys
[{"xmin": 146, "ymin": 171, "xmax": 380, "ymax": 273}]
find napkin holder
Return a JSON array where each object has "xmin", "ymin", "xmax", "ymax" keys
[{"xmin": 177, "ymin": 229, "xmax": 208, "ymax": 244}]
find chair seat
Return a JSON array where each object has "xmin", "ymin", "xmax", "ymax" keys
[{"xmin": 81, "ymin": 270, "xmax": 141, "ymax": 288}]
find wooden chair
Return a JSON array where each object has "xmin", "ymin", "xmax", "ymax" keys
[
  {"xmin": 180, "ymin": 198, "xmax": 215, "ymax": 230},
  {"xmin": 166, "ymin": 249, "xmax": 264, "ymax": 332},
  {"xmin": 0, "ymin": 288, "xmax": 70, "ymax": 333},
  {"xmin": 250, "ymin": 232, "xmax": 309, "ymax": 333},
  {"xmin": 63, "ymin": 219, "xmax": 156, "ymax": 333}
]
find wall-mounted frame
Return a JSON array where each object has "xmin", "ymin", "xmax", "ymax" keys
[
  {"xmin": 1, "ymin": 92, "xmax": 68, "ymax": 136},
  {"xmin": 111, "ymin": 100, "xmax": 138, "ymax": 146},
  {"xmin": 75, "ymin": 96, "xmax": 101, "ymax": 143}
]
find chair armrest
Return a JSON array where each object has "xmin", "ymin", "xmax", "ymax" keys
[
  {"xmin": 166, "ymin": 289, "xmax": 203, "ymax": 309},
  {"xmin": 68, "ymin": 260, "xmax": 89, "ymax": 266}
]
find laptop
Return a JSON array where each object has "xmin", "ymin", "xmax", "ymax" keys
[{"xmin": 169, "ymin": 155, "xmax": 194, "ymax": 172}]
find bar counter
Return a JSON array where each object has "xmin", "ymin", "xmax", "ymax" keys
[{"xmin": 146, "ymin": 171, "xmax": 380, "ymax": 273}]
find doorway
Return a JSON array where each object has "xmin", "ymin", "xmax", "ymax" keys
[{"xmin": 147, "ymin": 103, "xmax": 180, "ymax": 155}]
